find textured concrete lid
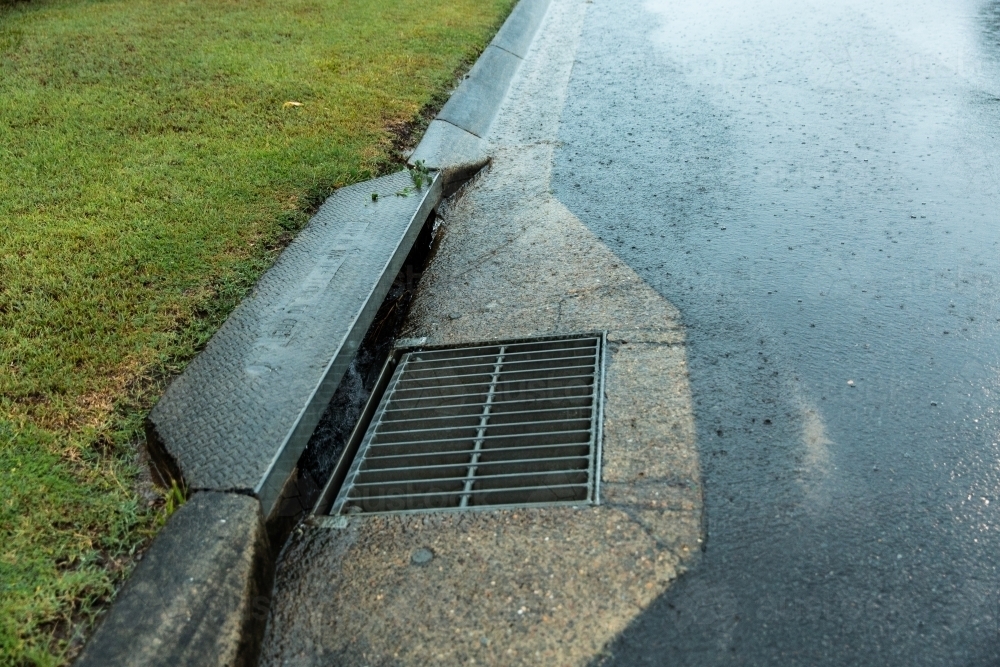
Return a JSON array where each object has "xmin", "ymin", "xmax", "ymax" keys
[{"xmin": 147, "ymin": 171, "xmax": 441, "ymax": 515}]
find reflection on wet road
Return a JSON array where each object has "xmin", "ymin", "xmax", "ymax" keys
[{"xmin": 553, "ymin": 0, "xmax": 1000, "ymax": 662}]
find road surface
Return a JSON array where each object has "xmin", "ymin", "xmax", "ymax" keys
[{"xmin": 553, "ymin": 0, "xmax": 1000, "ymax": 663}]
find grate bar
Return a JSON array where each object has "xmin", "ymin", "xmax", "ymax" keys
[
  {"xmin": 459, "ymin": 346, "xmax": 505, "ymax": 508},
  {"xmin": 390, "ymin": 373, "xmax": 597, "ymax": 394},
  {"xmin": 384, "ymin": 386, "xmax": 593, "ymax": 407},
  {"xmin": 404, "ymin": 355, "xmax": 595, "ymax": 372},
  {"xmin": 375, "ymin": 406, "xmax": 593, "ymax": 425},
  {"xmin": 381, "ymin": 394, "xmax": 593, "ymax": 414},
  {"xmin": 396, "ymin": 361, "xmax": 595, "ymax": 384},
  {"xmin": 365, "ymin": 441, "xmax": 591, "ymax": 462},
  {"xmin": 367, "ymin": 428, "xmax": 592, "ymax": 449},
  {"xmin": 405, "ymin": 344, "xmax": 598, "ymax": 364},
  {"xmin": 352, "ymin": 467, "xmax": 585, "ymax": 488},
  {"xmin": 348, "ymin": 483, "xmax": 588, "ymax": 502},
  {"xmin": 357, "ymin": 454, "xmax": 590, "ymax": 473},
  {"xmin": 374, "ymin": 416, "xmax": 593, "ymax": 438},
  {"xmin": 401, "ymin": 353, "xmax": 596, "ymax": 374}
]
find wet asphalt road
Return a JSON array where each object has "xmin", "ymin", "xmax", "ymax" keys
[{"xmin": 552, "ymin": 0, "xmax": 1000, "ymax": 663}]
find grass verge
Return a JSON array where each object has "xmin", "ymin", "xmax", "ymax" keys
[{"xmin": 0, "ymin": 0, "xmax": 515, "ymax": 663}]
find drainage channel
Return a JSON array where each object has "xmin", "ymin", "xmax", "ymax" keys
[
  {"xmin": 264, "ymin": 209, "xmax": 439, "ymax": 544},
  {"xmin": 266, "ymin": 223, "xmax": 608, "ymax": 539},
  {"xmin": 313, "ymin": 332, "xmax": 607, "ymax": 518}
]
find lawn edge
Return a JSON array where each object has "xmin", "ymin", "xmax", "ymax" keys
[{"xmin": 72, "ymin": 0, "xmax": 551, "ymax": 664}]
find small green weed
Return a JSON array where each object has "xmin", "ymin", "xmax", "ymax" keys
[
  {"xmin": 396, "ymin": 161, "xmax": 435, "ymax": 196},
  {"xmin": 410, "ymin": 159, "xmax": 433, "ymax": 189},
  {"xmin": 156, "ymin": 481, "xmax": 187, "ymax": 528}
]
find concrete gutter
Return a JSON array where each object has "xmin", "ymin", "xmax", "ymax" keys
[{"xmin": 76, "ymin": 1, "xmax": 556, "ymax": 664}]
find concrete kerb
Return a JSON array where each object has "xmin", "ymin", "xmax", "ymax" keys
[
  {"xmin": 75, "ymin": 493, "xmax": 273, "ymax": 667},
  {"xmin": 410, "ymin": 0, "xmax": 552, "ymax": 193},
  {"xmin": 145, "ymin": 170, "xmax": 442, "ymax": 520}
]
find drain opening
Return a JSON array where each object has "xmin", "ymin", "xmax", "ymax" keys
[
  {"xmin": 325, "ymin": 333, "xmax": 606, "ymax": 516},
  {"xmin": 266, "ymin": 210, "xmax": 438, "ymax": 543}
]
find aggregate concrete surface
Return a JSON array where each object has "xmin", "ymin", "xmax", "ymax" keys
[{"xmin": 260, "ymin": 0, "xmax": 703, "ymax": 664}]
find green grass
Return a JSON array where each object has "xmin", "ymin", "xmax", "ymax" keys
[{"xmin": 0, "ymin": 0, "xmax": 514, "ymax": 663}]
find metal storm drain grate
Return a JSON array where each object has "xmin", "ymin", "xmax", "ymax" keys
[{"xmin": 329, "ymin": 333, "xmax": 606, "ymax": 515}]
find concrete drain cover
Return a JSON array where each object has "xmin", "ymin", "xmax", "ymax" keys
[{"xmin": 329, "ymin": 333, "xmax": 606, "ymax": 515}]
